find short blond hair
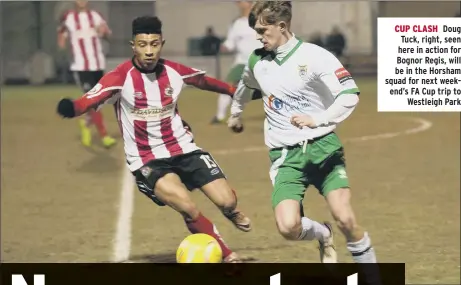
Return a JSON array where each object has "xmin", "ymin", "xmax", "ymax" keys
[{"xmin": 250, "ymin": 1, "xmax": 292, "ymax": 27}]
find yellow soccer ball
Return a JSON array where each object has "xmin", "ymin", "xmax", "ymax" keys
[{"xmin": 176, "ymin": 233, "xmax": 223, "ymax": 263}]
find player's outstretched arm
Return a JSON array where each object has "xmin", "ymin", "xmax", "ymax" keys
[
  {"xmin": 183, "ymin": 74, "xmax": 236, "ymax": 96},
  {"xmin": 227, "ymin": 64, "xmax": 260, "ymax": 133},
  {"xmin": 227, "ymin": 79, "xmax": 255, "ymax": 133},
  {"xmin": 162, "ymin": 59, "xmax": 236, "ymax": 96},
  {"xmin": 230, "ymin": 79, "xmax": 254, "ymax": 118},
  {"xmin": 57, "ymin": 70, "xmax": 124, "ymax": 118}
]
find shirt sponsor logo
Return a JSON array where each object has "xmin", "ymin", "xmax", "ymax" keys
[
  {"xmin": 268, "ymin": 94, "xmax": 311, "ymax": 112},
  {"xmin": 131, "ymin": 103, "xmax": 175, "ymax": 121},
  {"xmin": 268, "ymin": 95, "xmax": 284, "ymax": 110},
  {"xmin": 335, "ymin": 67, "xmax": 353, "ymax": 84}
]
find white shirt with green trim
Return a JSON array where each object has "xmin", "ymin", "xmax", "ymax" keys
[{"xmin": 231, "ymin": 35, "xmax": 360, "ymax": 149}]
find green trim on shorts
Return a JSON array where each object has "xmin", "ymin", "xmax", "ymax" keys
[
  {"xmin": 225, "ymin": 64, "xmax": 245, "ymax": 84},
  {"xmin": 268, "ymin": 132, "xmax": 350, "ymax": 208}
]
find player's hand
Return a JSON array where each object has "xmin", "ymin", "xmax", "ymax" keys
[
  {"xmin": 228, "ymin": 114, "xmax": 244, "ymax": 133},
  {"xmin": 96, "ymin": 24, "xmax": 112, "ymax": 38},
  {"xmin": 290, "ymin": 114, "xmax": 317, "ymax": 129},
  {"xmin": 57, "ymin": 98, "xmax": 76, "ymax": 118}
]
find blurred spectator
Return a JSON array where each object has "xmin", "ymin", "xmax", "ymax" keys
[
  {"xmin": 309, "ymin": 32, "xmax": 324, "ymax": 48},
  {"xmin": 200, "ymin": 26, "xmax": 222, "ymax": 56},
  {"xmin": 325, "ymin": 26, "xmax": 346, "ymax": 58}
]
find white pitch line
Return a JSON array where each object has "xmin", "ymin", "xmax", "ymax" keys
[
  {"xmin": 212, "ymin": 117, "xmax": 433, "ymax": 156},
  {"xmin": 112, "ymin": 167, "xmax": 135, "ymax": 262},
  {"xmin": 111, "ymin": 116, "xmax": 432, "ymax": 262}
]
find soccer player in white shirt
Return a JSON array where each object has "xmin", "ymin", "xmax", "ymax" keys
[
  {"xmin": 211, "ymin": 1, "xmax": 262, "ymax": 124},
  {"xmin": 57, "ymin": 16, "xmax": 251, "ymax": 263},
  {"xmin": 228, "ymin": 1, "xmax": 377, "ymax": 264}
]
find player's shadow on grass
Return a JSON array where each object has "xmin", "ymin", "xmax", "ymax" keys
[
  {"xmin": 128, "ymin": 244, "xmax": 294, "ymax": 263},
  {"xmin": 74, "ymin": 150, "xmax": 120, "ymax": 174},
  {"xmin": 129, "ymin": 252, "xmax": 258, "ymax": 263},
  {"xmin": 244, "ymin": 114, "xmax": 266, "ymax": 122}
]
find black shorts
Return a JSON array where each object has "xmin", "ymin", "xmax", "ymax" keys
[
  {"xmin": 133, "ymin": 150, "xmax": 226, "ymax": 206},
  {"xmin": 74, "ymin": 71, "xmax": 104, "ymax": 92}
]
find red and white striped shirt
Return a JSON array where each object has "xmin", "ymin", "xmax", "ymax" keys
[
  {"xmin": 59, "ymin": 9, "xmax": 106, "ymax": 71},
  {"xmin": 73, "ymin": 59, "xmax": 236, "ymax": 171}
]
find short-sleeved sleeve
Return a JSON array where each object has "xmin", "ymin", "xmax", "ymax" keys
[{"xmin": 92, "ymin": 10, "xmax": 106, "ymax": 26}]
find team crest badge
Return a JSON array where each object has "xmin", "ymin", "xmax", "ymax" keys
[
  {"xmin": 298, "ymin": 65, "xmax": 308, "ymax": 77},
  {"xmin": 140, "ymin": 166, "xmax": 152, "ymax": 178},
  {"xmin": 165, "ymin": 85, "xmax": 174, "ymax": 97}
]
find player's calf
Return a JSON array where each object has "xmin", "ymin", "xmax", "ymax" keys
[
  {"xmin": 326, "ymin": 187, "xmax": 377, "ymax": 263},
  {"xmin": 200, "ymin": 178, "xmax": 251, "ymax": 232}
]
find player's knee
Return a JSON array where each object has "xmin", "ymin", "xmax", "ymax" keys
[
  {"xmin": 218, "ymin": 190, "xmax": 237, "ymax": 211},
  {"xmin": 333, "ymin": 211, "xmax": 357, "ymax": 234},
  {"xmin": 275, "ymin": 215, "xmax": 302, "ymax": 240},
  {"xmin": 213, "ymin": 187, "xmax": 237, "ymax": 210},
  {"xmin": 202, "ymin": 179, "xmax": 237, "ymax": 211},
  {"xmin": 274, "ymin": 199, "xmax": 303, "ymax": 240}
]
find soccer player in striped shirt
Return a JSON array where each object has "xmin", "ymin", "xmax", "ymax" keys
[
  {"xmin": 57, "ymin": 0, "xmax": 116, "ymax": 148},
  {"xmin": 57, "ymin": 16, "xmax": 250, "ymax": 263}
]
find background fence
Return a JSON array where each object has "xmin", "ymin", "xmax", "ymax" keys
[{"xmin": 1, "ymin": 1, "xmax": 460, "ymax": 85}]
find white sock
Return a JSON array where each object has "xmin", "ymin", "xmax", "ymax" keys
[
  {"xmin": 298, "ymin": 217, "xmax": 330, "ymax": 241},
  {"xmin": 347, "ymin": 232, "xmax": 377, "ymax": 263},
  {"xmin": 216, "ymin": 94, "xmax": 232, "ymax": 120}
]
